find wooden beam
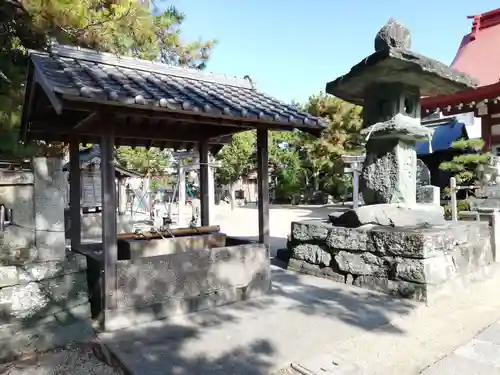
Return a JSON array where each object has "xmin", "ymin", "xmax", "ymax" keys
[
  {"xmin": 199, "ymin": 141, "xmax": 210, "ymax": 226},
  {"xmin": 100, "ymin": 135, "xmax": 118, "ymax": 329},
  {"xmin": 73, "ymin": 112, "xmax": 99, "ymax": 131},
  {"xmin": 33, "ymin": 70, "xmax": 63, "ymax": 115},
  {"xmin": 257, "ymin": 128, "xmax": 270, "ymax": 246},
  {"xmin": 29, "ymin": 117, "xmax": 239, "ymax": 142},
  {"xmin": 69, "ymin": 138, "xmax": 81, "ymax": 248}
]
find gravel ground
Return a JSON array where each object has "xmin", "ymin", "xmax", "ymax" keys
[{"xmin": 0, "ymin": 345, "xmax": 123, "ymax": 375}]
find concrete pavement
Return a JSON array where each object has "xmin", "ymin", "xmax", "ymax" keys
[
  {"xmin": 420, "ymin": 320, "xmax": 500, "ymax": 374},
  {"xmin": 99, "ymin": 266, "xmax": 419, "ymax": 375}
]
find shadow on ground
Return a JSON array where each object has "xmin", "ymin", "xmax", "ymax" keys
[{"xmin": 101, "ymin": 266, "xmax": 417, "ymax": 375}]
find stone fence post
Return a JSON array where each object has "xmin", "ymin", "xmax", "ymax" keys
[
  {"xmin": 450, "ymin": 177, "xmax": 458, "ymax": 221},
  {"xmin": 491, "ymin": 210, "xmax": 500, "ymax": 263}
]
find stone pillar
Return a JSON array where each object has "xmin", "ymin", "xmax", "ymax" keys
[
  {"xmin": 100, "ymin": 136, "xmax": 118, "ymax": 326},
  {"xmin": 362, "ymin": 137, "xmax": 417, "ymax": 205},
  {"xmin": 33, "ymin": 157, "xmax": 66, "ymax": 261}
]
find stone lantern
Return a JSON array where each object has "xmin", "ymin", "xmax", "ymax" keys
[{"xmin": 326, "ymin": 19, "xmax": 476, "ymax": 227}]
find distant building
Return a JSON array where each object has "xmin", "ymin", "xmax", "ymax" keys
[
  {"xmin": 417, "ymin": 114, "xmax": 481, "ymax": 190},
  {"xmin": 421, "ymin": 8, "xmax": 500, "ymax": 152}
]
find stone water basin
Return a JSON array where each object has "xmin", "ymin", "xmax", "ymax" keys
[{"xmin": 75, "ymin": 230, "xmax": 271, "ymax": 330}]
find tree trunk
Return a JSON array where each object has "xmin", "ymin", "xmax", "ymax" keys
[
  {"xmin": 230, "ymin": 181, "xmax": 237, "ymax": 210},
  {"xmin": 313, "ymin": 171, "xmax": 320, "ymax": 191}
]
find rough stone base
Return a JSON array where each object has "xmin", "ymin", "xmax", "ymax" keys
[
  {"xmin": 281, "ymin": 219, "xmax": 493, "ymax": 303},
  {"xmin": 0, "ymin": 251, "xmax": 93, "ymax": 362}
]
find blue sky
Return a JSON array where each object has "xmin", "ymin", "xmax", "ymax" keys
[{"xmin": 165, "ymin": 0, "xmax": 498, "ymax": 104}]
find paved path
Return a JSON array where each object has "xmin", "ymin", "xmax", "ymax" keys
[
  {"xmin": 420, "ymin": 320, "xmax": 500, "ymax": 375},
  {"xmin": 99, "ymin": 266, "xmax": 418, "ymax": 375}
]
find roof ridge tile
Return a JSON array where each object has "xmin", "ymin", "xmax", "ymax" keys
[{"xmin": 45, "ymin": 43, "xmax": 254, "ymax": 89}]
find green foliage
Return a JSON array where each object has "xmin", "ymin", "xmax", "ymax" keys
[
  {"xmin": 0, "ymin": 0, "xmax": 215, "ymax": 160},
  {"xmin": 215, "ymin": 131, "xmax": 256, "ymax": 185},
  {"xmin": 439, "ymin": 138, "xmax": 489, "ymax": 185},
  {"xmin": 214, "ymin": 92, "xmax": 363, "ymax": 202},
  {"xmin": 116, "ymin": 147, "xmax": 170, "ymax": 174},
  {"xmin": 299, "ymin": 93, "xmax": 363, "ymax": 196},
  {"xmin": 443, "ymin": 199, "xmax": 470, "ymax": 220}
]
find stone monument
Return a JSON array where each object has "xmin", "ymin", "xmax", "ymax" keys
[
  {"xmin": 0, "ymin": 158, "xmax": 93, "ymax": 361},
  {"xmin": 280, "ymin": 20, "xmax": 496, "ymax": 302}
]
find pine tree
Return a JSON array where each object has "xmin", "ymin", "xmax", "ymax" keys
[
  {"xmin": 439, "ymin": 138, "xmax": 489, "ymax": 186},
  {"xmin": 0, "ymin": 0, "xmax": 216, "ymax": 159}
]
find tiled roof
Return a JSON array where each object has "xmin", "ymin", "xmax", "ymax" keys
[{"xmin": 29, "ymin": 44, "xmax": 328, "ymax": 131}]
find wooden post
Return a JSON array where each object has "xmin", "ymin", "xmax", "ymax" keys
[
  {"xmin": 69, "ymin": 139, "xmax": 81, "ymax": 248},
  {"xmin": 100, "ymin": 136, "xmax": 118, "ymax": 326},
  {"xmin": 199, "ymin": 141, "xmax": 210, "ymax": 226},
  {"xmin": 481, "ymin": 115, "xmax": 492, "ymax": 152},
  {"xmin": 450, "ymin": 177, "xmax": 458, "ymax": 221},
  {"xmin": 257, "ymin": 129, "xmax": 270, "ymax": 246}
]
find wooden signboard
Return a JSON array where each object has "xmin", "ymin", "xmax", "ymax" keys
[{"xmin": 81, "ymin": 170, "xmax": 102, "ymax": 208}]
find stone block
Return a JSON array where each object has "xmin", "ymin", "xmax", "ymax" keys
[
  {"xmin": 352, "ymin": 275, "xmax": 427, "ymax": 301},
  {"xmin": 0, "ymin": 245, "xmax": 71, "ymax": 264},
  {"xmin": 417, "ymin": 185, "xmax": 440, "ymax": 204},
  {"xmin": 416, "ymin": 158, "xmax": 431, "ymax": 186},
  {"xmin": 0, "ymin": 171, "xmax": 33, "ymax": 186},
  {"xmin": 0, "ymin": 266, "xmax": 18, "ymax": 288},
  {"xmin": 331, "ymin": 203, "xmax": 445, "ymax": 228},
  {"xmin": 115, "ymin": 243, "xmax": 270, "ymax": 309},
  {"xmin": 291, "ymin": 243, "xmax": 332, "ymax": 266},
  {"xmin": 0, "ymin": 184, "xmax": 34, "ymax": 229},
  {"xmin": 288, "ymin": 259, "xmax": 346, "ymax": 282},
  {"xmin": 335, "ymin": 251, "xmax": 388, "ymax": 276},
  {"xmin": 325, "ymin": 226, "xmax": 373, "ymax": 251},
  {"xmin": 291, "ymin": 221, "xmax": 330, "ymax": 242},
  {"xmin": 0, "ymin": 271, "xmax": 89, "ymax": 323},
  {"xmin": 394, "ymin": 255, "xmax": 456, "ymax": 284},
  {"xmin": 0, "ymin": 318, "xmax": 93, "ymax": 361},
  {"xmin": 287, "ymin": 219, "xmax": 495, "ymax": 302},
  {"xmin": 0, "ymin": 228, "xmax": 35, "ymax": 263},
  {"xmin": 104, "ymin": 279, "xmax": 271, "ymax": 331},
  {"xmin": 17, "ymin": 252, "xmax": 87, "ymax": 283}
]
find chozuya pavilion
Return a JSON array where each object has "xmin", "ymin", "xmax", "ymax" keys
[{"xmin": 20, "ymin": 41, "xmax": 327, "ymax": 331}]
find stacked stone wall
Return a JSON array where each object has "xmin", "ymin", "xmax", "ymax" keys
[
  {"xmin": 0, "ymin": 158, "xmax": 92, "ymax": 361},
  {"xmin": 281, "ymin": 220, "xmax": 493, "ymax": 302}
]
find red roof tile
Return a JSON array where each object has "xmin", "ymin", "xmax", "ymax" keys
[{"xmin": 451, "ymin": 9, "xmax": 500, "ymax": 86}]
